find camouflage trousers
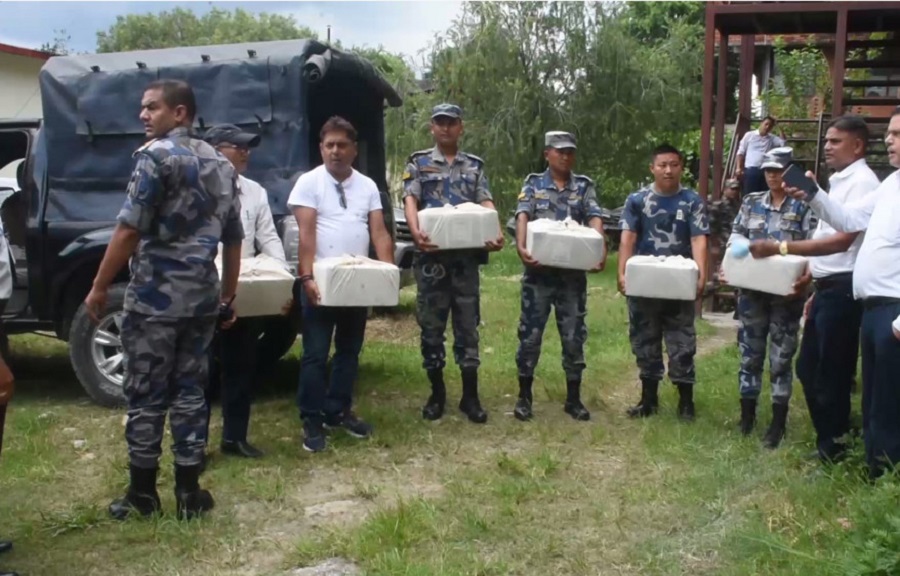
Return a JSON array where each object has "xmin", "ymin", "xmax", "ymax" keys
[
  {"xmin": 737, "ymin": 290, "xmax": 803, "ymax": 403},
  {"xmin": 516, "ymin": 270, "xmax": 588, "ymax": 380},
  {"xmin": 120, "ymin": 312, "xmax": 216, "ymax": 469},
  {"xmin": 414, "ymin": 251, "xmax": 481, "ymax": 371},
  {"xmin": 627, "ymin": 297, "xmax": 697, "ymax": 384}
]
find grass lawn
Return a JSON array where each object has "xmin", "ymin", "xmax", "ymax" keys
[{"xmin": 0, "ymin": 249, "xmax": 897, "ymax": 575}]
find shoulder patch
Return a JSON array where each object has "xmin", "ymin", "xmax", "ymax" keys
[
  {"xmin": 133, "ymin": 138, "xmax": 158, "ymax": 157},
  {"xmin": 407, "ymin": 149, "xmax": 432, "ymax": 163},
  {"xmin": 461, "ymin": 152, "xmax": 484, "ymax": 164},
  {"xmin": 573, "ymin": 174, "xmax": 594, "ymax": 184}
]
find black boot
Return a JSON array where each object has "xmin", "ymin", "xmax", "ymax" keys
[
  {"xmin": 108, "ymin": 464, "xmax": 161, "ymax": 521},
  {"xmin": 563, "ymin": 378, "xmax": 590, "ymax": 421},
  {"xmin": 762, "ymin": 403, "xmax": 789, "ymax": 449},
  {"xmin": 459, "ymin": 368, "xmax": 487, "ymax": 424},
  {"xmin": 676, "ymin": 383, "xmax": 695, "ymax": 421},
  {"xmin": 514, "ymin": 376, "xmax": 534, "ymax": 421},
  {"xmin": 174, "ymin": 464, "xmax": 215, "ymax": 520},
  {"xmin": 422, "ymin": 369, "xmax": 446, "ymax": 421},
  {"xmin": 740, "ymin": 398, "xmax": 757, "ymax": 436},
  {"xmin": 627, "ymin": 379, "xmax": 659, "ymax": 418}
]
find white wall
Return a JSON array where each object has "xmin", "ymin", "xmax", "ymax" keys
[{"xmin": 0, "ymin": 52, "xmax": 43, "ymax": 120}]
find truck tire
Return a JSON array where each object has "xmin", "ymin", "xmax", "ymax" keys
[{"xmin": 68, "ymin": 283, "xmax": 128, "ymax": 407}]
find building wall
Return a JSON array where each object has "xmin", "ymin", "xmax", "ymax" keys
[{"xmin": 0, "ymin": 52, "xmax": 43, "ymax": 120}]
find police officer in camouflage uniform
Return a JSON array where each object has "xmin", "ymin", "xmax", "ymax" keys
[
  {"xmin": 513, "ymin": 131, "xmax": 607, "ymax": 421},
  {"xmin": 85, "ymin": 80, "xmax": 243, "ymax": 520},
  {"xmin": 726, "ymin": 147, "xmax": 812, "ymax": 448},
  {"xmin": 618, "ymin": 144, "xmax": 709, "ymax": 421},
  {"xmin": 402, "ymin": 103, "xmax": 505, "ymax": 424}
]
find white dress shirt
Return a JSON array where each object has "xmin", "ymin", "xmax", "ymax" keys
[
  {"xmin": 808, "ymin": 158, "xmax": 881, "ymax": 278},
  {"xmin": 238, "ymin": 175, "xmax": 287, "ymax": 266},
  {"xmin": 808, "ymin": 169, "xmax": 900, "ymax": 328},
  {"xmin": 738, "ymin": 129, "xmax": 786, "ymax": 168}
]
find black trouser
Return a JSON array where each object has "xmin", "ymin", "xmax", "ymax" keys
[
  {"xmin": 796, "ymin": 274, "xmax": 861, "ymax": 457},
  {"xmin": 206, "ymin": 318, "xmax": 263, "ymax": 443},
  {"xmin": 860, "ymin": 298, "xmax": 900, "ymax": 478}
]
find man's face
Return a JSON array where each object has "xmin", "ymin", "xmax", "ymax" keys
[
  {"xmin": 824, "ymin": 127, "xmax": 863, "ymax": 170},
  {"xmin": 764, "ymin": 168, "xmax": 785, "ymax": 191},
  {"xmin": 886, "ymin": 115, "xmax": 900, "ymax": 169},
  {"xmin": 724, "ymin": 186, "xmax": 740, "ymax": 202},
  {"xmin": 759, "ymin": 118, "xmax": 774, "ymax": 135},
  {"xmin": 430, "ymin": 116, "xmax": 463, "ymax": 147},
  {"xmin": 649, "ymin": 153, "xmax": 683, "ymax": 189},
  {"xmin": 545, "ymin": 147, "xmax": 576, "ymax": 174},
  {"xmin": 319, "ymin": 129, "xmax": 357, "ymax": 174},
  {"xmin": 217, "ymin": 143, "xmax": 250, "ymax": 174},
  {"xmin": 139, "ymin": 89, "xmax": 185, "ymax": 139}
]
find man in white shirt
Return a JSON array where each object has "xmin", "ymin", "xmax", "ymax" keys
[
  {"xmin": 786, "ymin": 107, "xmax": 900, "ymax": 480},
  {"xmin": 287, "ymin": 116, "xmax": 393, "ymax": 453},
  {"xmin": 750, "ymin": 116, "xmax": 880, "ymax": 463},
  {"xmin": 203, "ymin": 124, "xmax": 289, "ymax": 459},
  {"xmin": 736, "ymin": 116, "xmax": 786, "ymax": 197}
]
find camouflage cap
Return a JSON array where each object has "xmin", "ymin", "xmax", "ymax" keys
[
  {"xmin": 725, "ymin": 177, "xmax": 740, "ymax": 189},
  {"xmin": 545, "ymin": 131, "xmax": 577, "ymax": 150},
  {"xmin": 203, "ymin": 124, "xmax": 261, "ymax": 148},
  {"xmin": 431, "ymin": 103, "xmax": 462, "ymax": 120},
  {"xmin": 760, "ymin": 146, "xmax": 793, "ymax": 170}
]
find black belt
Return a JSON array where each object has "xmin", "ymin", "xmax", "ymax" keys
[
  {"xmin": 813, "ymin": 272, "xmax": 853, "ymax": 291},
  {"xmin": 863, "ymin": 297, "xmax": 900, "ymax": 311}
]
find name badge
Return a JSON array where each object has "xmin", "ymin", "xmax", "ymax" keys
[{"xmin": 676, "ymin": 209, "xmax": 684, "ymax": 221}]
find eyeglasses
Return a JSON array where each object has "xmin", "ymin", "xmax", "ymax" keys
[{"xmin": 335, "ymin": 182, "xmax": 347, "ymax": 209}]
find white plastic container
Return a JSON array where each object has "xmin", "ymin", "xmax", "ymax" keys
[
  {"xmin": 417, "ymin": 202, "xmax": 500, "ymax": 250},
  {"xmin": 525, "ymin": 218, "xmax": 605, "ymax": 270},
  {"xmin": 624, "ymin": 255, "xmax": 699, "ymax": 300},
  {"xmin": 314, "ymin": 255, "xmax": 400, "ymax": 307},
  {"xmin": 216, "ymin": 254, "xmax": 296, "ymax": 317},
  {"xmin": 722, "ymin": 249, "xmax": 808, "ymax": 296}
]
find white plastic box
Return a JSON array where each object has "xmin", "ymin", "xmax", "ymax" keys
[
  {"xmin": 314, "ymin": 255, "xmax": 400, "ymax": 307},
  {"xmin": 417, "ymin": 202, "xmax": 500, "ymax": 250},
  {"xmin": 216, "ymin": 254, "xmax": 296, "ymax": 317},
  {"xmin": 525, "ymin": 218, "xmax": 605, "ymax": 270},
  {"xmin": 625, "ymin": 255, "xmax": 699, "ymax": 301},
  {"xmin": 722, "ymin": 250, "xmax": 808, "ymax": 296}
]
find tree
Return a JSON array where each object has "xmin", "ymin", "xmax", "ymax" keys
[
  {"xmin": 95, "ymin": 7, "xmax": 317, "ymax": 53},
  {"xmin": 39, "ymin": 29, "xmax": 72, "ymax": 55}
]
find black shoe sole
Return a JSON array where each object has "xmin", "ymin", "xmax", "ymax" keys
[
  {"xmin": 513, "ymin": 409, "xmax": 533, "ymax": 421},
  {"xmin": 626, "ymin": 405, "xmax": 658, "ymax": 418},
  {"xmin": 460, "ymin": 407, "xmax": 488, "ymax": 424},
  {"xmin": 422, "ymin": 404, "xmax": 445, "ymax": 421},
  {"xmin": 564, "ymin": 405, "xmax": 591, "ymax": 421}
]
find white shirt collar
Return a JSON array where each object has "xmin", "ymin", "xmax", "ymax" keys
[
  {"xmin": 322, "ymin": 166, "xmax": 356, "ymax": 186},
  {"xmin": 830, "ymin": 157, "xmax": 868, "ymax": 182}
]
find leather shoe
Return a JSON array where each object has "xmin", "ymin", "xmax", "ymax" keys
[
  {"xmin": 220, "ymin": 440, "xmax": 264, "ymax": 458},
  {"xmin": 0, "ymin": 540, "xmax": 11, "ymax": 554}
]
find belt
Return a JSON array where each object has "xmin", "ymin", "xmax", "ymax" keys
[
  {"xmin": 863, "ymin": 296, "xmax": 900, "ymax": 311},
  {"xmin": 813, "ymin": 272, "xmax": 853, "ymax": 291}
]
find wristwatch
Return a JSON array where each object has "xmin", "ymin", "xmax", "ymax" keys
[{"xmin": 779, "ymin": 241, "xmax": 789, "ymax": 256}]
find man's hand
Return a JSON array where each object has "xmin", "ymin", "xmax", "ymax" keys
[
  {"xmin": 484, "ymin": 233, "xmax": 505, "ymax": 252},
  {"xmin": 412, "ymin": 229, "xmax": 439, "ymax": 252},
  {"xmin": 590, "ymin": 248, "xmax": 608, "ymax": 273},
  {"xmin": 517, "ymin": 246, "xmax": 540, "ymax": 268},
  {"xmin": 303, "ymin": 278, "xmax": 321, "ymax": 306},
  {"xmin": 696, "ymin": 277, "xmax": 706, "ymax": 299},
  {"xmin": 803, "ymin": 294, "xmax": 814, "ymax": 320},
  {"xmin": 749, "ymin": 240, "xmax": 780, "ymax": 259},
  {"xmin": 893, "ymin": 325, "xmax": 900, "ymax": 340},
  {"xmin": 84, "ymin": 286, "xmax": 108, "ymax": 324},
  {"xmin": 735, "ymin": 167, "xmax": 744, "ymax": 179},
  {"xmin": 788, "ymin": 267, "xmax": 813, "ymax": 300},
  {"xmin": 220, "ymin": 307, "xmax": 237, "ymax": 330},
  {"xmin": 281, "ymin": 298, "xmax": 294, "ymax": 316},
  {"xmin": 0, "ymin": 358, "xmax": 13, "ymax": 405},
  {"xmin": 617, "ymin": 274, "xmax": 627, "ymax": 296},
  {"xmin": 717, "ymin": 265, "xmax": 728, "ymax": 285}
]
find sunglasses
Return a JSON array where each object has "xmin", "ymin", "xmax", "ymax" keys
[{"xmin": 335, "ymin": 182, "xmax": 347, "ymax": 209}]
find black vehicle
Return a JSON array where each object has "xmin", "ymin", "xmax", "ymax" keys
[{"xmin": 0, "ymin": 39, "xmax": 414, "ymax": 406}]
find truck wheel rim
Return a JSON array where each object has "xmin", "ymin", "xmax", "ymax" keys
[{"xmin": 91, "ymin": 312, "xmax": 126, "ymax": 387}]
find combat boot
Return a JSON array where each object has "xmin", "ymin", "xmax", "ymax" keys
[
  {"xmin": 422, "ymin": 369, "xmax": 446, "ymax": 421},
  {"xmin": 676, "ymin": 383, "xmax": 695, "ymax": 421},
  {"xmin": 626, "ymin": 378, "xmax": 659, "ymax": 418},
  {"xmin": 108, "ymin": 464, "xmax": 161, "ymax": 521},
  {"xmin": 174, "ymin": 464, "xmax": 215, "ymax": 520},
  {"xmin": 514, "ymin": 376, "xmax": 534, "ymax": 421},
  {"xmin": 740, "ymin": 398, "xmax": 757, "ymax": 436},
  {"xmin": 563, "ymin": 378, "xmax": 590, "ymax": 421},
  {"xmin": 459, "ymin": 367, "xmax": 487, "ymax": 424},
  {"xmin": 762, "ymin": 403, "xmax": 788, "ymax": 449}
]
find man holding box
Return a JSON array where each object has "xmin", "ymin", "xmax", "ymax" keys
[
  {"xmin": 748, "ymin": 116, "xmax": 879, "ymax": 462},
  {"xmin": 727, "ymin": 147, "xmax": 812, "ymax": 448},
  {"xmin": 402, "ymin": 103, "xmax": 505, "ymax": 424},
  {"xmin": 512, "ymin": 131, "xmax": 606, "ymax": 421},
  {"xmin": 618, "ymin": 144, "xmax": 709, "ymax": 421},
  {"xmin": 288, "ymin": 116, "xmax": 394, "ymax": 453}
]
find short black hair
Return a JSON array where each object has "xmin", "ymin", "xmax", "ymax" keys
[
  {"xmin": 827, "ymin": 115, "xmax": 870, "ymax": 151},
  {"xmin": 763, "ymin": 115, "xmax": 777, "ymax": 125},
  {"xmin": 319, "ymin": 115, "xmax": 358, "ymax": 142},
  {"xmin": 651, "ymin": 143, "xmax": 684, "ymax": 163},
  {"xmin": 892, "ymin": 105, "xmax": 900, "ymax": 118},
  {"xmin": 144, "ymin": 80, "xmax": 196, "ymax": 121}
]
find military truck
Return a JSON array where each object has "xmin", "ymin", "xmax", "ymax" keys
[{"xmin": 0, "ymin": 39, "xmax": 415, "ymax": 406}]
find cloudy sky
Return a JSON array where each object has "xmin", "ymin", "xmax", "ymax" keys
[{"xmin": 0, "ymin": 1, "xmax": 463, "ymax": 66}]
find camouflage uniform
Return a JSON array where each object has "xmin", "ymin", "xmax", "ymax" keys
[
  {"xmin": 117, "ymin": 126, "xmax": 243, "ymax": 469},
  {"xmin": 403, "ymin": 146, "xmax": 491, "ymax": 371},
  {"xmin": 515, "ymin": 169, "xmax": 603, "ymax": 381},
  {"xmin": 621, "ymin": 185, "xmax": 709, "ymax": 385},
  {"xmin": 731, "ymin": 190, "xmax": 811, "ymax": 403}
]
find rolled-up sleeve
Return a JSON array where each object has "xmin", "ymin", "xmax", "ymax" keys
[
  {"xmin": 583, "ymin": 182, "xmax": 603, "ymax": 221},
  {"xmin": 620, "ymin": 193, "xmax": 641, "ymax": 232},
  {"xmin": 515, "ymin": 179, "xmax": 535, "ymax": 218},
  {"xmin": 117, "ymin": 154, "xmax": 162, "ymax": 233},
  {"xmin": 402, "ymin": 160, "xmax": 421, "ymax": 202},
  {"xmin": 474, "ymin": 167, "xmax": 492, "ymax": 203},
  {"xmin": 221, "ymin": 175, "xmax": 245, "ymax": 245},
  {"xmin": 690, "ymin": 195, "xmax": 710, "ymax": 236}
]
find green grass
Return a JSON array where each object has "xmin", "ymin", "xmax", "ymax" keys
[{"xmin": 0, "ymin": 249, "xmax": 895, "ymax": 575}]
